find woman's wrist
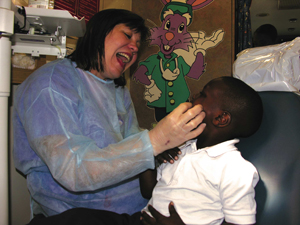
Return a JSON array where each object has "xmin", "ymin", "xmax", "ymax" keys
[{"xmin": 148, "ymin": 129, "xmax": 163, "ymax": 156}]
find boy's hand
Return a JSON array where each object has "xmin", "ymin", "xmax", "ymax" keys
[
  {"xmin": 155, "ymin": 147, "xmax": 181, "ymax": 164},
  {"xmin": 141, "ymin": 202, "xmax": 185, "ymax": 225}
]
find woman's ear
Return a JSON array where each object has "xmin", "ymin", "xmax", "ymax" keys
[{"xmin": 212, "ymin": 111, "xmax": 231, "ymax": 127}]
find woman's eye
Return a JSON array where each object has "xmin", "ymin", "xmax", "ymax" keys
[{"xmin": 124, "ymin": 33, "xmax": 131, "ymax": 39}]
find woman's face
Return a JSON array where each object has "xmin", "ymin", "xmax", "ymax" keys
[{"xmin": 97, "ymin": 24, "xmax": 141, "ymax": 80}]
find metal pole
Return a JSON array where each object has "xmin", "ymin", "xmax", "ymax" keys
[{"xmin": 0, "ymin": 0, "xmax": 14, "ymax": 224}]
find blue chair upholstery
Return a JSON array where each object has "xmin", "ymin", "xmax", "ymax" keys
[{"xmin": 236, "ymin": 91, "xmax": 300, "ymax": 225}]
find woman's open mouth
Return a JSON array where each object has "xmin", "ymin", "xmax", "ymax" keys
[{"xmin": 117, "ymin": 52, "xmax": 132, "ymax": 63}]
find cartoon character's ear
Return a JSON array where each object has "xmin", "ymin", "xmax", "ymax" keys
[
  {"xmin": 188, "ymin": 0, "xmax": 214, "ymax": 10},
  {"xmin": 163, "ymin": 9, "xmax": 174, "ymax": 21},
  {"xmin": 182, "ymin": 13, "xmax": 192, "ymax": 25},
  {"xmin": 213, "ymin": 111, "xmax": 231, "ymax": 128}
]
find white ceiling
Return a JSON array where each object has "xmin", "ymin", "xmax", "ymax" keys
[{"xmin": 250, "ymin": 0, "xmax": 300, "ymax": 40}]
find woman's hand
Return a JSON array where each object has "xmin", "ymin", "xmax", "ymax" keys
[
  {"xmin": 141, "ymin": 202, "xmax": 185, "ymax": 225},
  {"xmin": 149, "ymin": 102, "xmax": 206, "ymax": 156},
  {"xmin": 155, "ymin": 147, "xmax": 181, "ymax": 164}
]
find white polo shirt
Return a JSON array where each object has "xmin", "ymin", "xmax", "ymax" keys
[{"xmin": 144, "ymin": 139, "xmax": 259, "ymax": 225}]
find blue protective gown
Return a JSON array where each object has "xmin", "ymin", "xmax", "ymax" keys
[{"xmin": 13, "ymin": 58, "xmax": 155, "ymax": 217}]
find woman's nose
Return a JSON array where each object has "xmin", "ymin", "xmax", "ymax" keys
[{"xmin": 129, "ymin": 41, "xmax": 139, "ymax": 53}]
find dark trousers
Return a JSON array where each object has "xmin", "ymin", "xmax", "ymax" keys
[{"xmin": 27, "ymin": 208, "xmax": 142, "ymax": 225}]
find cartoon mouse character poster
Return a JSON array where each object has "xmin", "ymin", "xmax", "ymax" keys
[{"xmin": 131, "ymin": 0, "xmax": 232, "ymax": 128}]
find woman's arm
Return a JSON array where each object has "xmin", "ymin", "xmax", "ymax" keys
[
  {"xmin": 14, "ymin": 63, "xmax": 205, "ymax": 193},
  {"xmin": 14, "ymin": 82, "xmax": 156, "ymax": 192}
]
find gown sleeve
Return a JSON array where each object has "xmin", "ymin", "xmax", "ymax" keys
[{"xmin": 13, "ymin": 61, "xmax": 155, "ymax": 192}]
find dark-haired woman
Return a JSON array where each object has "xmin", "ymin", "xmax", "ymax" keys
[{"xmin": 13, "ymin": 9, "xmax": 205, "ymax": 218}]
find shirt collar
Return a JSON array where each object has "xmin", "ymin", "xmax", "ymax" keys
[
  {"xmin": 181, "ymin": 139, "xmax": 240, "ymax": 157},
  {"xmin": 73, "ymin": 61, "xmax": 114, "ymax": 84}
]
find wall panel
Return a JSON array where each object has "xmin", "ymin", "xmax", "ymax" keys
[{"xmin": 130, "ymin": 0, "xmax": 234, "ymax": 130}]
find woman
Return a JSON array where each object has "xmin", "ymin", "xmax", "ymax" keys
[{"xmin": 13, "ymin": 9, "xmax": 206, "ymax": 218}]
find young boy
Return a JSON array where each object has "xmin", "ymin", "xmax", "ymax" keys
[
  {"xmin": 27, "ymin": 76, "xmax": 263, "ymax": 225},
  {"xmin": 140, "ymin": 76, "xmax": 263, "ymax": 225}
]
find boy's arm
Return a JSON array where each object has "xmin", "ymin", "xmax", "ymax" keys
[
  {"xmin": 140, "ymin": 204, "xmax": 255, "ymax": 225},
  {"xmin": 139, "ymin": 169, "xmax": 157, "ymax": 199},
  {"xmin": 139, "ymin": 147, "xmax": 181, "ymax": 199},
  {"xmin": 220, "ymin": 161, "xmax": 258, "ymax": 225}
]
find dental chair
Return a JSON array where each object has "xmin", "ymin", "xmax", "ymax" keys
[
  {"xmin": 236, "ymin": 91, "xmax": 300, "ymax": 225},
  {"xmin": 233, "ymin": 37, "xmax": 300, "ymax": 225}
]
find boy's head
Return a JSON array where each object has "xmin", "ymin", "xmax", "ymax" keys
[
  {"xmin": 253, "ymin": 24, "xmax": 278, "ymax": 47},
  {"xmin": 192, "ymin": 76, "xmax": 263, "ymax": 148}
]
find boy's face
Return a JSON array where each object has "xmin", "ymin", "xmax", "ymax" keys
[{"xmin": 191, "ymin": 80, "xmax": 222, "ymax": 124}]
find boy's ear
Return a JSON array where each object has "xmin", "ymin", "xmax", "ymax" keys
[{"xmin": 213, "ymin": 111, "xmax": 231, "ymax": 127}]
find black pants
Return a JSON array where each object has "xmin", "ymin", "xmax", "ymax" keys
[{"xmin": 27, "ymin": 208, "xmax": 142, "ymax": 225}]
